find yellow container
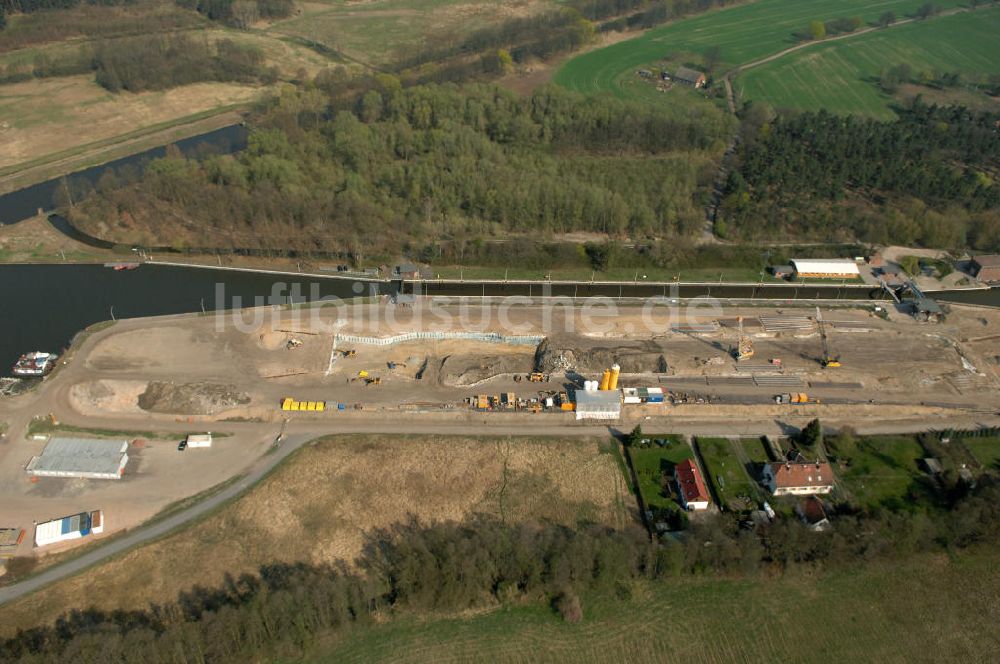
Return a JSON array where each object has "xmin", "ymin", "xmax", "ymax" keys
[
  {"xmin": 609, "ymin": 364, "xmax": 621, "ymax": 390},
  {"xmin": 598, "ymin": 369, "xmax": 611, "ymax": 391}
]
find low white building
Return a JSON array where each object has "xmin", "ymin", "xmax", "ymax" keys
[
  {"xmin": 26, "ymin": 437, "xmax": 129, "ymax": 480},
  {"xmin": 186, "ymin": 433, "xmax": 213, "ymax": 448},
  {"xmin": 573, "ymin": 390, "xmax": 622, "ymax": 420},
  {"xmin": 790, "ymin": 259, "xmax": 861, "ymax": 279},
  {"xmin": 34, "ymin": 511, "xmax": 104, "ymax": 547}
]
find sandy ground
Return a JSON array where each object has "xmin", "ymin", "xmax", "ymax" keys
[{"xmin": 0, "ymin": 434, "xmax": 629, "ymax": 636}]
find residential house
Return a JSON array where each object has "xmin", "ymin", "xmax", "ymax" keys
[
  {"xmin": 796, "ymin": 496, "xmax": 830, "ymax": 531},
  {"xmin": 675, "ymin": 458, "xmax": 711, "ymax": 510},
  {"xmin": 970, "ymin": 255, "xmax": 1000, "ymax": 283},
  {"xmin": 762, "ymin": 460, "xmax": 834, "ymax": 495}
]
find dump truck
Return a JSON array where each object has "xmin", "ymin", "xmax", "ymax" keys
[{"xmin": 528, "ymin": 372, "xmax": 548, "ymax": 382}]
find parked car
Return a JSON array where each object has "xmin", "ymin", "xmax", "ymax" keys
[{"xmin": 177, "ymin": 440, "xmax": 188, "ymax": 451}]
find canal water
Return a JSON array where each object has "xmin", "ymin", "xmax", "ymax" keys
[
  {"xmin": 0, "ymin": 125, "xmax": 248, "ymax": 225},
  {"xmin": 0, "ymin": 264, "xmax": 383, "ymax": 377}
]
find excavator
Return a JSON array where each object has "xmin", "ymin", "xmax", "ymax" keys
[{"xmin": 815, "ymin": 307, "xmax": 841, "ymax": 368}]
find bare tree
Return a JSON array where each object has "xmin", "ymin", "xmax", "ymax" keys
[{"xmin": 231, "ymin": 0, "xmax": 260, "ymax": 30}]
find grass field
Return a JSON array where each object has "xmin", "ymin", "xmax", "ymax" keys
[
  {"xmin": 738, "ymin": 7, "xmax": 1000, "ymax": 119},
  {"xmin": 308, "ymin": 549, "xmax": 1000, "ymax": 662},
  {"xmin": 266, "ymin": 0, "xmax": 556, "ymax": 67},
  {"xmin": 964, "ymin": 436, "xmax": 1000, "ymax": 471},
  {"xmin": 696, "ymin": 436, "xmax": 761, "ymax": 509},
  {"xmin": 555, "ymin": 0, "xmax": 967, "ymax": 102},
  {"xmin": 838, "ymin": 435, "xmax": 925, "ymax": 508},
  {"xmin": 628, "ymin": 436, "xmax": 690, "ymax": 512},
  {"xmin": 0, "ymin": 434, "xmax": 629, "ymax": 637}
]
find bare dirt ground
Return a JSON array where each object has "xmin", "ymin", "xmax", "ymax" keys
[
  {"xmin": 0, "ymin": 433, "xmax": 629, "ymax": 636},
  {"xmin": 0, "ymin": 300, "xmax": 997, "ymax": 565}
]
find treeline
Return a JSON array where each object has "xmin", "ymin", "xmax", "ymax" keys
[
  {"xmin": 595, "ymin": 0, "xmax": 744, "ymax": 33},
  {"xmin": 93, "ymin": 33, "xmax": 272, "ymax": 91},
  {"xmin": 3, "ymin": 472, "xmax": 999, "ymax": 663},
  {"xmin": 0, "ymin": 0, "xmax": 133, "ymax": 13},
  {"xmin": 394, "ymin": 7, "xmax": 595, "ymax": 82},
  {"xmin": 175, "ymin": 0, "xmax": 293, "ymax": 28},
  {"xmin": 720, "ymin": 101, "xmax": 1000, "ymax": 249},
  {"xmin": 66, "ymin": 83, "xmax": 732, "ymax": 254}
]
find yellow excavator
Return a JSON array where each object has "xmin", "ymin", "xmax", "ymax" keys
[{"xmin": 815, "ymin": 307, "xmax": 841, "ymax": 368}]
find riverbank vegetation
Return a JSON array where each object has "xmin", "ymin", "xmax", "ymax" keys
[{"xmin": 64, "ymin": 83, "xmax": 733, "ymax": 255}]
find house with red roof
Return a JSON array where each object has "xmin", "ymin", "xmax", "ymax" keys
[
  {"xmin": 675, "ymin": 458, "xmax": 711, "ymax": 510},
  {"xmin": 762, "ymin": 460, "xmax": 834, "ymax": 496}
]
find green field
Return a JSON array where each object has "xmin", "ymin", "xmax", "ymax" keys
[
  {"xmin": 555, "ymin": 0, "xmax": 967, "ymax": 102},
  {"xmin": 964, "ymin": 437, "xmax": 1000, "ymax": 471},
  {"xmin": 308, "ymin": 550, "xmax": 1000, "ymax": 663},
  {"xmin": 696, "ymin": 437, "xmax": 761, "ymax": 508},
  {"xmin": 739, "ymin": 7, "xmax": 1000, "ymax": 119},
  {"xmin": 629, "ymin": 437, "xmax": 691, "ymax": 512},
  {"xmin": 838, "ymin": 435, "xmax": 925, "ymax": 508}
]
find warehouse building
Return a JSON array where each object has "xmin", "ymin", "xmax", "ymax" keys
[
  {"xmin": 790, "ymin": 259, "xmax": 861, "ymax": 279},
  {"xmin": 26, "ymin": 437, "xmax": 129, "ymax": 480},
  {"xmin": 970, "ymin": 255, "xmax": 1000, "ymax": 283},
  {"xmin": 573, "ymin": 390, "xmax": 622, "ymax": 420},
  {"xmin": 34, "ymin": 510, "xmax": 104, "ymax": 547}
]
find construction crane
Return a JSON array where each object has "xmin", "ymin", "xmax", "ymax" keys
[
  {"xmin": 815, "ymin": 307, "xmax": 841, "ymax": 368},
  {"xmin": 734, "ymin": 316, "xmax": 754, "ymax": 361}
]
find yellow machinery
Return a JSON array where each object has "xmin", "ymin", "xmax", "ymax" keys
[
  {"xmin": 358, "ymin": 370, "xmax": 369, "ymax": 378},
  {"xmin": 608, "ymin": 363, "xmax": 621, "ymax": 390},
  {"xmin": 735, "ymin": 316, "xmax": 754, "ymax": 361},
  {"xmin": 599, "ymin": 369, "xmax": 612, "ymax": 390},
  {"xmin": 528, "ymin": 372, "xmax": 547, "ymax": 382},
  {"xmin": 365, "ymin": 376, "xmax": 381, "ymax": 386},
  {"xmin": 342, "ymin": 349, "xmax": 356, "ymax": 357},
  {"xmin": 815, "ymin": 307, "xmax": 841, "ymax": 368}
]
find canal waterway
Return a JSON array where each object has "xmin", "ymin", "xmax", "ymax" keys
[
  {"xmin": 0, "ymin": 263, "xmax": 382, "ymax": 377},
  {"xmin": 0, "ymin": 125, "xmax": 248, "ymax": 225}
]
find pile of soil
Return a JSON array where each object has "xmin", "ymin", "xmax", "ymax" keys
[
  {"xmin": 439, "ymin": 354, "xmax": 534, "ymax": 386},
  {"xmin": 534, "ymin": 337, "xmax": 668, "ymax": 374},
  {"xmin": 138, "ymin": 381, "xmax": 251, "ymax": 415}
]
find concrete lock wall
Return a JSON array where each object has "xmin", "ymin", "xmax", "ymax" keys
[{"xmin": 335, "ymin": 332, "xmax": 545, "ymax": 347}]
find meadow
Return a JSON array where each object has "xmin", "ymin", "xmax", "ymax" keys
[
  {"xmin": 738, "ymin": 6, "xmax": 1000, "ymax": 119},
  {"xmin": 837, "ymin": 435, "xmax": 925, "ymax": 509},
  {"xmin": 0, "ymin": 434, "xmax": 628, "ymax": 637},
  {"xmin": 627, "ymin": 436, "xmax": 690, "ymax": 512},
  {"xmin": 555, "ymin": 0, "xmax": 967, "ymax": 101},
  {"xmin": 264, "ymin": 0, "xmax": 557, "ymax": 67},
  {"xmin": 309, "ymin": 549, "xmax": 1000, "ymax": 663}
]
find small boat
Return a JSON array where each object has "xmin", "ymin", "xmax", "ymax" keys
[
  {"xmin": 12, "ymin": 352, "xmax": 57, "ymax": 377},
  {"xmin": 109, "ymin": 263, "xmax": 139, "ymax": 271}
]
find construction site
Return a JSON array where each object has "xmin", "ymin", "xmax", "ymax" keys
[{"xmin": 1, "ymin": 296, "xmax": 999, "ymax": 561}]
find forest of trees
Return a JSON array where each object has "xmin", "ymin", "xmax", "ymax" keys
[
  {"xmin": 720, "ymin": 102, "xmax": 1000, "ymax": 249},
  {"xmin": 66, "ymin": 83, "xmax": 733, "ymax": 256},
  {"xmin": 2, "ymin": 467, "xmax": 998, "ymax": 662},
  {"xmin": 92, "ymin": 34, "xmax": 272, "ymax": 91}
]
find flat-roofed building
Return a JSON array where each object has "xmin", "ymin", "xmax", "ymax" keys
[
  {"xmin": 573, "ymin": 390, "xmax": 622, "ymax": 420},
  {"xmin": 790, "ymin": 259, "xmax": 861, "ymax": 279},
  {"xmin": 970, "ymin": 255, "xmax": 1000, "ymax": 282},
  {"xmin": 26, "ymin": 437, "xmax": 129, "ymax": 480},
  {"xmin": 34, "ymin": 511, "xmax": 104, "ymax": 547}
]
